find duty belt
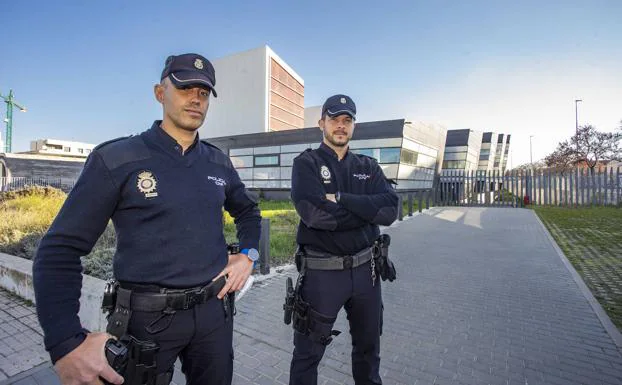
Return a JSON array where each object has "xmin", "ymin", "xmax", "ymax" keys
[
  {"xmin": 303, "ymin": 247, "xmax": 375, "ymax": 270},
  {"xmin": 118, "ymin": 276, "xmax": 226, "ymax": 312}
]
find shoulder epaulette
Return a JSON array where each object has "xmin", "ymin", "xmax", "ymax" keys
[
  {"xmin": 200, "ymin": 139, "xmax": 224, "ymax": 154},
  {"xmin": 95, "ymin": 135, "xmax": 150, "ymax": 171},
  {"xmin": 354, "ymin": 152, "xmax": 379, "ymax": 163},
  {"xmin": 93, "ymin": 135, "xmax": 132, "ymax": 150},
  {"xmin": 294, "ymin": 148, "xmax": 314, "ymax": 160}
]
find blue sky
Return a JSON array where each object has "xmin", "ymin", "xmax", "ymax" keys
[{"xmin": 2, "ymin": 0, "xmax": 621, "ymax": 166}]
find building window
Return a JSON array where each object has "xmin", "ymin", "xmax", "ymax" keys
[
  {"xmin": 442, "ymin": 160, "xmax": 466, "ymax": 169},
  {"xmin": 85, "ymin": 149, "xmax": 91, "ymax": 154},
  {"xmin": 254, "ymin": 155, "xmax": 280, "ymax": 167},
  {"xmin": 230, "ymin": 155, "xmax": 253, "ymax": 168},
  {"xmin": 379, "ymin": 148, "xmax": 401, "ymax": 163},
  {"xmin": 63, "ymin": 147, "xmax": 71, "ymax": 152},
  {"xmin": 400, "ymin": 149, "xmax": 418, "ymax": 166},
  {"xmin": 78, "ymin": 148, "xmax": 84, "ymax": 154},
  {"xmin": 351, "ymin": 148, "xmax": 375, "ymax": 158},
  {"xmin": 48, "ymin": 144, "xmax": 63, "ymax": 150},
  {"xmin": 280, "ymin": 153, "xmax": 299, "ymax": 167},
  {"xmin": 230, "ymin": 147, "xmax": 253, "ymax": 156}
]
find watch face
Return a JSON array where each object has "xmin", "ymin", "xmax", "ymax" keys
[{"xmin": 247, "ymin": 249, "xmax": 260, "ymax": 262}]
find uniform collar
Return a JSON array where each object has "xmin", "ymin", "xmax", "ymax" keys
[
  {"xmin": 144, "ymin": 121, "xmax": 203, "ymax": 165},
  {"xmin": 146, "ymin": 121, "xmax": 201, "ymax": 156}
]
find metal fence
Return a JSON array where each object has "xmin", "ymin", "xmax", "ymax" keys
[
  {"xmin": 434, "ymin": 167, "xmax": 621, "ymax": 208},
  {"xmin": 0, "ymin": 177, "xmax": 76, "ymax": 193}
]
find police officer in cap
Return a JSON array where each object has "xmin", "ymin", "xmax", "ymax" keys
[
  {"xmin": 33, "ymin": 53, "xmax": 261, "ymax": 385},
  {"xmin": 288, "ymin": 94, "xmax": 399, "ymax": 384}
]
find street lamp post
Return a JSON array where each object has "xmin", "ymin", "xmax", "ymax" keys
[
  {"xmin": 574, "ymin": 99, "xmax": 582, "ymax": 136},
  {"xmin": 0, "ymin": 89, "xmax": 27, "ymax": 153},
  {"xmin": 529, "ymin": 135, "xmax": 534, "ymax": 167}
]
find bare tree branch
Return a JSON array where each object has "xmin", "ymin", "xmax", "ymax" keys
[{"xmin": 567, "ymin": 125, "xmax": 621, "ymax": 170}]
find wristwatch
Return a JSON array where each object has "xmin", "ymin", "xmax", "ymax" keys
[{"xmin": 240, "ymin": 248, "xmax": 260, "ymax": 262}]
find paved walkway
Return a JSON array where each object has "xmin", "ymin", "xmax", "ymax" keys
[{"xmin": 1, "ymin": 207, "xmax": 622, "ymax": 384}]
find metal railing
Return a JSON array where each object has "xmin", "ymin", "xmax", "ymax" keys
[{"xmin": 0, "ymin": 177, "xmax": 76, "ymax": 193}]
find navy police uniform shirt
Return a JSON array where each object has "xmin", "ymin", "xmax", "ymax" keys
[
  {"xmin": 291, "ymin": 142, "xmax": 398, "ymax": 255},
  {"xmin": 33, "ymin": 121, "xmax": 261, "ymax": 363}
]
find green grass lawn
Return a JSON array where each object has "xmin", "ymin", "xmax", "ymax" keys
[
  {"xmin": 225, "ymin": 200, "xmax": 298, "ymax": 267},
  {"xmin": 534, "ymin": 206, "xmax": 622, "ymax": 331}
]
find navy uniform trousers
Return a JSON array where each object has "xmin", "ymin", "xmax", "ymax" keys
[
  {"xmin": 289, "ymin": 260, "xmax": 383, "ymax": 385},
  {"xmin": 126, "ymin": 294, "xmax": 234, "ymax": 385}
]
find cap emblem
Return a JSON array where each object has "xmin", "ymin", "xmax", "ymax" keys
[
  {"xmin": 194, "ymin": 58, "xmax": 204, "ymax": 70},
  {"xmin": 340, "ymin": 97, "xmax": 346, "ymax": 104}
]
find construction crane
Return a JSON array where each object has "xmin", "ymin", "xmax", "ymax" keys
[{"xmin": 1, "ymin": 89, "xmax": 27, "ymax": 153}]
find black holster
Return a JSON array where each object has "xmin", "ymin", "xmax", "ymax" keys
[
  {"xmin": 374, "ymin": 234, "xmax": 397, "ymax": 281},
  {"xmin": 283, "ymin": 249, "xmax": 341, "ymax": 346},
  {"xmin": 292, "ymin": 297, "xmax": 341, "ymax": 346},
  {"xmin": 102, "ymin": 283, "xmax": 171, "ymax": 384},
  {"xmin": 103, "ymin": 336, "xmax": 172, "ymax": 385},
  {"xmin": 106, "ymin": 286, "xmax": 133, "ymax": 338}
]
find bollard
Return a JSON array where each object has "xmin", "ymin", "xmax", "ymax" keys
[{"xmin": 259, "ymin": 218, "xmax": 270, "ymax": 274}]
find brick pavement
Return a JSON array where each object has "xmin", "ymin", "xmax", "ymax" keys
[{"xmin": 2, "ymin": 207, "xmax": 622, "ymax": 384}]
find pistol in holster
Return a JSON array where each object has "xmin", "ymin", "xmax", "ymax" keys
[
  {"xmin": 102, "ymin": 279, "xmax": 119, "ymax": 316},
  {"xmin": 101, "ymin": 281, "xmax": 173, "ymax": 384},
  {"xmin": 283, "ymin": 247, "xmax": 341, "ymax": 346},
  {"xmin": 102, "ymin": 336, "xmax": 172, "ymax": 385},
  {"xmin": 373, "ymin": 234, "xmax": 397, "ymax": 282},
  {"xmin": 285, "ymin": 246, "xmax": 307, "ymax": 324}
]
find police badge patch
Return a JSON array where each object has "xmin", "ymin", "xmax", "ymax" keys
[
  {"xmin": 320, "ymin": 165, "xmax": 331, "ymax": 184},
  {"xmin": 137, "ymin": 171, "xmax": 158, "ymax": 198}
]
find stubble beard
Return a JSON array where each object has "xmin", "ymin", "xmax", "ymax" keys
[{"xmin": 325, "ymin": 132, "xmax": 350, "ymax": 148}]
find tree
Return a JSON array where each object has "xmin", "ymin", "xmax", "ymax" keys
[
  {"xmin": 544, "ymin": 145, "xmax": 577, "ymax": 175},
  {"xmin": 561, "ymin": 125, "xmax": 622, "ymax": 171},
  {"xmin": 513, "ymin": 160, "xmax": 546, "ymax": 172}
]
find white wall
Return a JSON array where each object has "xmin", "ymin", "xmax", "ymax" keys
[
  {"xmin": 201, "ymin": 47, "xmax": 268, "ymax": 138},
  {"xmin": 304, "ymin": 106, "xmax": 322, "ymax": 128},
  {"xmin": 0, "ymin": 252, "xmax": 108, "ymax": 332}
]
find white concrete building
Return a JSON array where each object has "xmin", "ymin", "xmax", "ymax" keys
[
  {"xmin": 304, "ymin": 106, "xmax": 322, "ymax": 127},
  {"xmin": 28, "ymin": 139, "xmax": 95, "ymax": 158},
  {"xmin": 201, "ymin": 45, "xmax": 305, "ymax": 138}
]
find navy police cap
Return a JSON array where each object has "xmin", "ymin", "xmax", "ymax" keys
[
  {"xmin": 321, "ymin": 94, "xmax": 356, "ymax": 120},
  {"xmin": 161, "ymin": 53, "xmax": 218, "ymax": 97}
]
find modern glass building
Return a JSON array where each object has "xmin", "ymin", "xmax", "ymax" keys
[
  {"xmin": 501, "ymin": 134, "xmax": 511, "ymax": 171},
  {"xmin": 493, "ymin": 134, "xmax": 507, "ymax": 171},
  {"xmin": 207, "ymin": 119, "xmax": 447, "ymax": 191},
  {"xmin": 441, "ymin": 129, "xmax": 483, "ymax": 173},
  {"xmin": 478, "ymin": 132, "xmax": 499, "ymax": 171}
]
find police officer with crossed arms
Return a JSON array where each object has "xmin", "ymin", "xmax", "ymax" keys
[
  {"xmin": 33, "ymin": 53, "xmax": 261, "ymax": 385},
  {"xmin": 288, "ymin": 94, "xmax": 399, "ymax": 385}
]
